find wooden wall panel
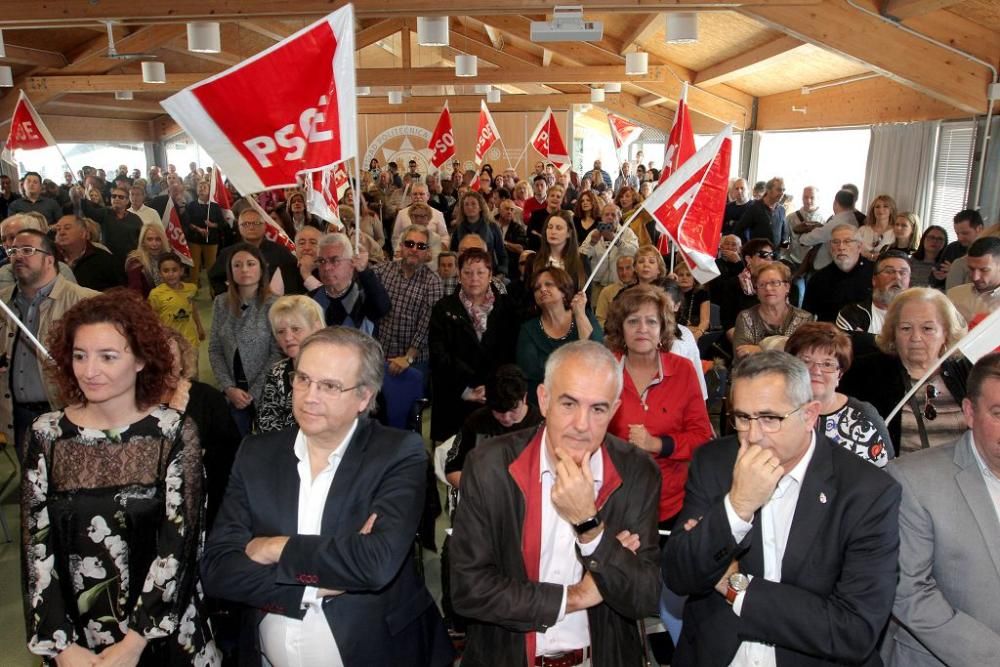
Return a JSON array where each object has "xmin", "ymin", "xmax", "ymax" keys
[{"xmin": 41, "ymin": 114, "xmax": 153, "ymax": 143}]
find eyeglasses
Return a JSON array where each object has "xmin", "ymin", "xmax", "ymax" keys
[
  {"xmin": 315, "ymin": 256, "xmax": 351, "ymax": 266},
  {"xmin": 755, "ymin": 251, "xmax": 774, "ymax": 259},
  {"xmin": 731, "ymin": 405, "xmax": 804, "ymax": 433},
  {"xmin": 290, "ymin": 370, "xmax": 359, "ymax": 397},
  {"xmin": 756, "ymin": 279, "xmax": 788, "ymax": 290},
  {"xmin": 239, "ymin": 221, "xmax": 264, "ymax": 228},
  {"xmin": 402, "ymin": 239, "xmax": 430, "ymax": 251},
  {"xmin": 799, "ymin": 356, "xmax": 840, "ymax": 373},
  {"xmin": 6, "ymin": 246, "xmax": 51, "ymax": 258},
  {"xmin": 923, "ymin": 384, "xmax": 939, "ymax": 421}
]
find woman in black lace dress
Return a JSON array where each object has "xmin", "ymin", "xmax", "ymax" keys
[{"xmin": 21, "ymin": 288, "xmax": 219, "ymax": 666}]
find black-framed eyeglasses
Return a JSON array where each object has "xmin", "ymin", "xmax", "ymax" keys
[
  {"xmin": 730, "ymin": 405, "xmax": 804, "ymax": 433},
  {"xmin": 289, "ymin": 370, "xmax": 358, "ymax": 397},
  {"xmin": 6, "ymin": 246, "xmax": 51, "ymax": 258},
  {"xmin": 923, "ymin": 384, "xmax": 939, "ymax": 421},
  {"xmin": 402, "ymin": 239, "xmax": 430, "ymax": 251}
]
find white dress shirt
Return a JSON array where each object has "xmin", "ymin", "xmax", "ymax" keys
[
  {"xmin": 536, "ymin": 429, "xmax": 604, "ymax": 656},
  {"xmin": 392, "ymin": 206, "xmax": 449, "ymax": 247},
  {"xmin": 868, "ymin": 304, "xmax": 886, "ymax": 334},
  {"xmin": 259, "ymin": 421, "xmax": 358, "ymax": 667},
  {"xmin": 129, "ymin": 204, "xmax": 161, "ymax": 228},
  {"xmin": 723, "ymin": 434, "xmax": 817, "ymax": 667}
]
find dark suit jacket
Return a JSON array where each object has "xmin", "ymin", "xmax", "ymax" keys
[
  {"xmin": 663, "ymin": 435, "xmax": 901, "ymax": 666},
  {"xmin": 201, "ymin": 418, "xmax": 453, "ymax": 667},
  {"xmin": 450, "ymin": 426, "xmax": 661, "ymax": 667}
]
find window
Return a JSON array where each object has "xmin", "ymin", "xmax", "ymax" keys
[
  {"xmin": 927, "ymin": 121, "xmax": 975, "ymax": 240},
  {"xmin": 14, "ymin": 142, "xmax": 147, "ymax": 182}
]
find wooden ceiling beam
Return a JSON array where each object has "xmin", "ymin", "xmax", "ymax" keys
[
  {"xmin": 161, "ymin": 42, "xmax": 242, "ymax": 67},
  {"xmin": 358, "ymin": 93, "xmax": 592, "ymax": 114},
  {"xmin": 358, "ymin": 65, "xmax": 668, "ymax": 86},
  {"xmin": 617, "ymin": 13, "xmax": 661, "ymax": 55},
  {"xmin": 0, "ymin": 45, "xmax": 67, "ymax": 68},
  {"xmin": 61, "ymin": 24, "xmax": 186, "ymax": 74},
  {"xmin": 694, "ymin": 35, "xmax": 806, "ymax": 87},
  {"xmin": 1, "ymin": 0, "xmax": 823, "ymax": 26},
  {"xmin": 44, "ymin": 94, "xmax": 165, "ymax": 115},
  {"xmin": 238, "ymin": 20, "xmax": 298, "ymax": 42},
  {"xmin": 23, "ymin": 73, "xmax": 205, "ymax": 94},
  {"xmin": 880, "ymin": 0, "xmax": 964, "ymax": 20},
  {"xmin": 356, "ymin": 19, "xmax": 407, "ymax": 50},
  {"xmin": 742, "ymin": 0, "xmax": 991, "ymax": 114}
]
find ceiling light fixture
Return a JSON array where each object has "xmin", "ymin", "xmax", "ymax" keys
[
  {"xmin": 0, "ymin": 66, "xmax": 12, "ymax": 88},
  {"xmin": 625, "ymin": 51, "xmax": 648, "ymax": 76},
  {"xmin": 455, "ymin": 54, "xmax": 477, "ymax": 77},
  {"xmin": 665, "ymin": 13, "xmax": 698, "ymax": 44},
  {"xmin": 604, "ymin": 82, "xmax": 621, "ymax": 93},
  {"xmin": 487, "ymin": 87, "xmax": 501, "ymax": 104},
  {"xmin": 416, "ymin": 17, "xmax": 449, "ymax": 47},
  {"xmin": 115, "ymin": 91, "xmax": 134, "ymax": 100},
  {"xmin": 388, "ymin": 90, "xmax": 404, "ymax": 104},
  {"xmin": 187, "ymin": 22, "xmax": 221, "ymax": 53},
  {"xmin": 141, "ymin": 61, "xmax": 166, "ymax": 84},
  {"xmin": 474, "ymin": 84, "xmax": 491, "ymax": 94},
  {"xmin": 357, "ymin": 86, "xmax": 372, "ymax": 96},
  {"xmin": 0, "ymin": 30, "xmax": 6, "ymax": 59},
  {"xmin": 591, "ymin": 87, "xmax": 605, "ymax": 103}
]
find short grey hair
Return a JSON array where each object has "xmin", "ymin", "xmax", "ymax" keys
[
  {"xmin": 318, "ymin": 232, "xmax": 354, "ymax": 259},
  {"xmin": 544, "ymin": 340, "xmax": 623, "ymax": 400},
  {"xmin": 1, "ymin": 213, "xmax": 47, "ymax": 235},
  {"xmin": 296, "ymin": 326, "xmax": 384, "ymax": 414},
  {"xmin": 401, "ymin": 224, "xmax": 430, "ymax": 243},
  {"xmin": 731, "ymin": 350, "xmax": 813, "ymax": 407},
  {"xmin": 830, "ymin": 223, "xmax": 861, "ymax": 242}
]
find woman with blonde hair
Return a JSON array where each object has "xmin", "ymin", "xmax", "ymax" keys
[
  {"xmin": 859, "ymin": 194, "xmax": 898, "ymax": 260},
  {"xmin": 842, "ymin": 287, "xmax": 971, "ymax": 452},
  {"xmin": 614, "ymin": 185, "xmax": 654, "ymax": 246},
  {"xmin": 125, "ymin": 221, "xmax": 169, "ymax": 297},
  {"xmin": 891, "ymin": 211, "xmax": 921, "ymax": 254}
]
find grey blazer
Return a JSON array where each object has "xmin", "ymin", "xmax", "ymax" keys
[
  {"xmin": 207, "ymin": 293, "xmax": 281, "ymax": 405},
  {"xmin": 882, "ymin": 432, "xmax": 1000, "ymax": 666}
]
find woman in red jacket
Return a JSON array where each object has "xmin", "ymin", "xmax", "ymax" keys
[{"xmin": 604, "ymin": 284, "xmax": 714, "ymax": 534}]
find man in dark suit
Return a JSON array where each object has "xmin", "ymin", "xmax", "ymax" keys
[
  {"xmin": 201, "ymin": 327, "xmax": 453, "ymax": 667},
  {"xmin": 663, "ymin": 351, "xmax": 900, "ymax": 666},
  {"xmin": 450, "ymin": 341, "xmax": 661, "ymax": 667}
]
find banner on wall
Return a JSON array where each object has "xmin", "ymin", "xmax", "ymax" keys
[
  {"xmin": 474, "ymin": 100, "xmax": 501, "ymax": 166},
  {"xmin": 160, "ymin": 4, "xmax": 357, "ymax": 194},
  {"xmin": 642, "ymin": 125, "xmax": 732, "ymax": 284},
  {"xmin": 529, "ymin": 107, "xmax": 569, "ymax": 172},
  {"xmin": 427, "ymin": 102, "xmax": 456, "ymax": 169}
]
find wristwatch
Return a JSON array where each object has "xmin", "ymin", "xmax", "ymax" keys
[
  {"xmin": 572, "ymin": 515, "xmax": 601, "ymax": 535},
  {"xmin": 725, "ymin": 572, "xmax": 750, "ymax": 605},
  {"xmin": 405, "ymin": 355, "xmax": 415, "ymax": 365}
]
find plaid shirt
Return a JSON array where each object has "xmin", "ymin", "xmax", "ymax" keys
[{"xmin": 373, "ymin": 261, "xmax": 443, "ymax": 361}]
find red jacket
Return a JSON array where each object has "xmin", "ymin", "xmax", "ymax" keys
[{"xmin": 609, "ymin": 351, "xmax": 713, "ymax": 521}]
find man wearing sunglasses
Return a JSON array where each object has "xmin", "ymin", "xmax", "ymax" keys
[
  {"xmin": 0, "ymin": 229, "xmax": 97, "ymax": 459},
  {"xmin": 78, "ymin": 185, "xmax": 143, "ymax": 271},
  {"xmin": 664, "ymin": 351, "xmax": 900, "ymax": 666},
  {"xmin": 373, "ymin": 225, "xmax": 443, "ymax": 377}
]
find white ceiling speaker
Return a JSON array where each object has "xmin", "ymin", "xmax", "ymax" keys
[
  {"xmin": 474, "ymin": 84, "xmax": 491, "ymax": 94},
  {"xmin": 0, "ymin": 66, "xmax": 12, "ymax": 88},
  {"xmin": 487, "ymin": 88, "xmax": 501, "ymax": 104},
  {"xmin": 357, "ymin": 86, "xmax": 372, "ymax": 96},
  {"xmin": 455, "ymin": 54, "xmax": 477, "ymax": 77},
  {"xmin": 591, "ymin": 87, "xmax": 605, "ymax": 103},
  {"xmin": 187, "ymin": 22, "xmax": 221, "ymax": 53},
  {"xmin": 115, "ymin": 90, "xmax": 134, "ymax": 100},
  {"xmin": 388, "ymin": 90, "xmax": 404, "ymax": 105},
  {"xmin": 416, "ymin": 17, "xmax": 449, "ymax": 47},
  {"xmin": 0, "ymin": 29, "xmax": 6, "ymax": 59},
  {"xmin": 604, "ymin": 82, "xmax": 621, "ymax": 93},
  {"xmin": 625, "ymin": 51, "xmax": 648, "ymax": 76},
  {"xmin": 665, "ymin": 13, "xmax": 698, "ymax": 44},
  {"xmin": 141, "ymin": 61, "xmax": 167, "ymax": 84}
]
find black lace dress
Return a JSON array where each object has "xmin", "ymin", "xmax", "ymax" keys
[
  {"xmin": 255, "ymin": 357, "xmax": 295, "ymax": 434},
  {"xmin": 21, "ymin": 407, "xmax": 220, "ymax": 666}
]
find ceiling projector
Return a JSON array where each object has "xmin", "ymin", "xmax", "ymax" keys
[{"xmin": 530, "ymin": 6, "xmax": 603, "ymax": 43}]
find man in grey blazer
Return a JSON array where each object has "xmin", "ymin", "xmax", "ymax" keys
[{"xmin": 883, "ymin": 351, "xmax": 1000, "ymax": 666}]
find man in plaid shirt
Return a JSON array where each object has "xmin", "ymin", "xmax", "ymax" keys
[{"xmin": 373, "ymin": 225, "xmax": 443, "ymax": 376}]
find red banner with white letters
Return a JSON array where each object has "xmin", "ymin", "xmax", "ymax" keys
[
  {"xmin": 659, "ymin": 82, "xmax": 695, "ymax": 186},
  {"xmin": 160, "ymin": 5, "xmax": 357, "ymax": 194},
  {"xmin": 3, "ymin": 91, "xmax": 57, "ymax": 155},
  {"xmin": 474, "ymin": 100, "xmax": 500, "ymax": 166},
  {"xmin": 427, "ymin": 102, "xmax": 456, "ymax": 169},
  {"xmin": 607, "ymin": 112, "xmax": 643, "ymax": 153},
  {"xmin": 528, "ymin": 107, "xmax": 569, "ymax": 172},
  {"xmin": 161, "ymin": 196, "xmax": 194, "ymax": 266}
]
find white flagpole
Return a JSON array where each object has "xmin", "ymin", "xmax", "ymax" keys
[
  {"xmin": 0, "ymin": 298, "xmax": 51, "ymax": 360},
  {"xmin": 581, "ymin": 205, "xmax": 645, "ymax": 294}
]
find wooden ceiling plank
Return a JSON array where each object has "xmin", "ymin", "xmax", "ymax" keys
[
  {"xmin": 62, "ymin": 24, "xmax": 187, "ymax": 74},
  {"xmin": 617, "ymin": 13, "xmax": 660, "ymax": 55},
  {"xmin": 742, "ymin": 0, "xmax": 990, "ymax": 114},
  {"xmin": 358, "ymin": 64, "xmax": 668, "ymax": 86},
  {"xmin": 161, "ymin": 42, "xmax": 241, "ymax": 67},
  {"xmin": 0, "ymin": 45, "xmax": 67, "ymax": 68},
  {"xmin": 238, "ymin": 20, "xmax": 297, "ymax": 42},
  {"xmin": 880, "ymin": 0, "xmax": 964, "ymax": 20},
  {"xmin": 694, "ymin": 35, "xmax": 806, "ymax": 87},
  {"xmin": 45, "ymin": 93, "xmax": 165, "ymax": 115},
  {"xmin": 356, "ymin": 19, "xmax": 405, "ymax": 50},
  {"xmin": 358, "ymin": 93, "xmax": 592, "ymax": 114},
  {"xmin": 24, "ymin": 73, "xmax": 205, "ymax": 94}
]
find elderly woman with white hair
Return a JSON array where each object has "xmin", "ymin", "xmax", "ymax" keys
[{"xmin": 256, "ymin": 295, "xmax": 327, "ymax": 433}]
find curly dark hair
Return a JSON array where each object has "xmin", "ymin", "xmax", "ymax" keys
[
  {"xmin": 603, "ymin": 284, "xmax": 675, "ymax": 354},
  {"xmin": 45, "ymin": 288, "xmax": 175, "ymax": 409}
]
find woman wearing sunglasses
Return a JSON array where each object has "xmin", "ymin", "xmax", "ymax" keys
[{"xmin": 841, "ymin": 287, "xmax": 971, "ymax": 453}]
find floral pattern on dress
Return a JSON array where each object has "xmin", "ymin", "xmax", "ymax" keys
[
  {"xmin": 819, "ymin": 397, "xmax": 893, "ymax": 467},
  {"xmin": 21, "ymin": 408, "xmax": 221, "ymax": 665},
  {"xmin": 256, "ymin": 357, "xmax": 296, "ymax": 434}
]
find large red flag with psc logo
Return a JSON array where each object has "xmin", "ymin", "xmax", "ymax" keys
[
  {"xmin": 3, "ymin": 91, "xmax": 57, "ymax": 160},
  {"xmin": 529, "ymin": 107, "xmax": 569, "ymax": 172},
  {"xmin": 160, "ymin": 197, "xmax": 194, "ymax": 266},
  {"xmin": 474, "ymin": 100, "xmax": 500, "ymax": 166},
  {"xmin": 160, "ymin": 5, "xmax": 357, "ymax": 194},
  {"xmin": 427, "ymin": 102, "xmax": 456, "ymax": 169},
  {"xmin": 607, "ymin": 112, "xmax": 643, "ymax": 153},
  {"xmin": 642, "ymin": 126, "xmax": 731, "ymax": 284},
  {"xmin": 658, "ymin": 82, "xmax": 695, "ymax": 186}
]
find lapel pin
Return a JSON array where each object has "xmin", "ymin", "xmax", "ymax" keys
[{"xmin": 819, "ymin": 492, "xmax": 827, "ymax": 504}]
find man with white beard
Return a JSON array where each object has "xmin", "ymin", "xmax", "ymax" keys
[
  {"xmin": 836, "ymin": 250, "xmax": 911, "ymax": 356},
  {"xmin": 803, "ymin": 224, "xmax": 874, "ymax": 322}
]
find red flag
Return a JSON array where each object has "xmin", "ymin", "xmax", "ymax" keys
[
  {"xmin": 161, "ymin": 197, "xmax": 194, "ymax": 267},
  {"xmin": 427, "ymin": 102, "xmax": 456, "ymax": 169},
  {"xmin": 161, "ymin": 5, "xmax": 357, "ymax": 195},
  {"xmin": 607, "ymin": 112, "xmax": 643, "ymax": 152},
  {"xmin": 208, "ymin": 165, "xmax": 235, "ymax": 224},
  {"xmin": 642, "ymin": 126, "xmax": 732, "ymax": 284},
  {"xmin": 659, "ymin": 82, "xmax": 695, "ymax": 186},
  {"xmin": 245, "ymin": 195, "xmax": 296, "ymax": 252},
  {"xmin": 332, "ymin": 163, "xmax": 350, "ymax": 200},
  {"xmin": 474, "ymin": 100, "xmax": 500, "ymax": 166},
  {"xmin": 308, "ymin": 168, "xmax": 340, "ymax": 226},
  {"xmin": 3, "ymin": 91, "xmax": 57, "ymax": 154},
  {"xmin": 529, "ymin": 107, "xmax": 569, "ymax": 171}
]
